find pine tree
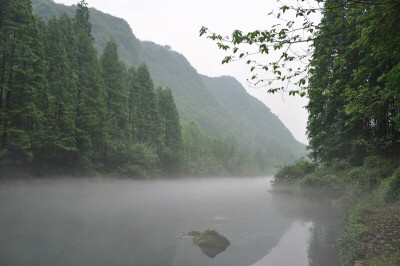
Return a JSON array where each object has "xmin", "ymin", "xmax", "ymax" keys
[
  {"xmin": 100, "ymin": 38, "xmax": 128, "ymax": 166},
  {"xmin": 135, "ymin": 63, "xmax": 160, "ymax": 146},
  {"xmin": 40, "ymin": 15, "xmax": 78, "ymax": 166},
  {"xmin": 0, "ymin": 0, "xmax": 46, "ymax": 164},
  {"xmin": 73, "ymin": 0, "xmax": 106, "ymax": 167},
  {"xmin": 157, "ymin": 87, "xmax": 183, "ymax": 173},
  {"xmin": 126, "ymin": 66, "xmax": 139, "ymax": 146}
]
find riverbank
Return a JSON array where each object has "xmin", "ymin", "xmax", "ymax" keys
[
  {"xmin": 339, "ymin": 183, "xmax": 400, "ymax": 266},
  {"xmin": 0, "ymin": 164, "xmax": 274, "ymax": 180},
  {"xmin": 354, "ymin": 204, "xmax": 400, "ymax": 265},
  {"xmin": 272, "ymin": 156, "xmax": 400, "ymax": 265}
]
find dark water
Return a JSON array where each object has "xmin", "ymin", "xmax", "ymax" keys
[{"xmin": 0, "ymin": 177, "xmax": 339, "ymax": 266}]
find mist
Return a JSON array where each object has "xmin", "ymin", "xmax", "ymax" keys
[{"xmin": 0, "ymin": 177, "xmax": 338, "ymax": 265}]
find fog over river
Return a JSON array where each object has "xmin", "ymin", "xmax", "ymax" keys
[{"xmin": 0, "ymin": 177, "xmax": 339, "ymax": 265}]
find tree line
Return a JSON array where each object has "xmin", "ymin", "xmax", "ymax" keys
[
  {"xmin": 306, "ymin": 0, "xmax": 400, "ymax": 165},
  {"xmin": 0, "ymin": 0, "xmax": 265, "ymax": 177}
]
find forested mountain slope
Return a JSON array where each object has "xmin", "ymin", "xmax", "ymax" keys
[
  {"xmin": 32, "ymin": 0, "xmax": 305, "ymax": 163},
  {"xmin": 202, "ymin": 76, "xmax": 304, "ymax": 162}
]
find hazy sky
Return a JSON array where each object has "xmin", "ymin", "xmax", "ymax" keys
[{"xmin": 54, "ymin": 0, "xmax": 310, "ymax": 144}]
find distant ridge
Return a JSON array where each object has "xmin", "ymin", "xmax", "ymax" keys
[{"xmin": 32, "ymin": 0, "xmax": 305, "ymax": 164}]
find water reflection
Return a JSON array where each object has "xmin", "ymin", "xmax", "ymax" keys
[
  {"xmin": 270, "ymin": 191, "xmax": 340, "ymax": 266},
  {"xmin": 0, "ymin": 177, "xmax": 339, "ymax": 266},
  {"xmin": 251, "ymin": 221, "xmax": 313, "ymax": 266}
]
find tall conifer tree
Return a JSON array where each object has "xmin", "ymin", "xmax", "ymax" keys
[
  {"xmin": 0, "ymin": 0, "xmax": 46, "ymax": 164},
  {"xmin": 126, "ymin": 66, "xmax": 139, "ymax": 146},
  {"xmin": 157, "ymin": 87, "xmax": 183, "ymax": 173},
  {"xmin": 135, "ymin": 63, "xmax": 160, "ymax": 146},
  {"xmin": 41, "ymin": 15, "xmax": 78, "ymax": 165},
  {"xmin": 73, "ymin": 0, "xmax": 106, "ymax": 166},
  {"xmin": 100, "ymin": 38, "xmax": 128, "ymax": 166}
]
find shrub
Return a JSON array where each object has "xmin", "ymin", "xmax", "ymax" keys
[
  {"xmin": 346, "ymin": 167, "xmax": 380, "ymax": 189},
  {"xmin": 364, "ymin": 156, "xmax": 398, "ymax": 179},
  {"xmin": 346, "ymin": 167, "xmax": 369, "ymax": 182},
  {"xmin": 298, "ymin": 173, "xmax": 344, "ymax": 197},
  {"xmin": 273, "ymin": 159, "xmax": 316, "ymax": 184},
  {"xmin": 364, "ymin": 156, "xmax": 386, "ymax": 169},
  {"xmin": 344, "ymin": 157, "xmax": 399, "ymax": 190},
  {"xmin": 384, "ymin": 167, "xmax": 400, "ymax": 203},
  {"xmin": 327, "ymin": 158, "xmax": 350, "ymax": 171},
  {"xmin": 300, "ymin": 173, "xmax": 339, "ymax": 187}
]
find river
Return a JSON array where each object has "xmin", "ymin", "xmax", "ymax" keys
[{"xmin": 0, "ymin": 177, "xmax": 339, "ymax": 265}]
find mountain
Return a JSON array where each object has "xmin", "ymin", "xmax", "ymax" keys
[
  {"xmin": 202, "ymin": 76, "xmax": 305, "ymax": 162},
  {"xmin": 32, "ymin": 0, "xmax": 305, "ymax": 163}
]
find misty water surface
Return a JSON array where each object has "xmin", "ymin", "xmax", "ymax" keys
[{"xmin": 0, "ymin": 177, "xmax": 339, "ymax": 265}]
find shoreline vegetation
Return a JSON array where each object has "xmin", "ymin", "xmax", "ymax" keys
[{"xmin": 272, "ymin": 156, "xmax": 400, "ymax": 266}]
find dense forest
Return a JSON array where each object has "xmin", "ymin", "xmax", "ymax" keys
[
  {"xmin": 306, "ymin": 0, "xmax": 400, "ymax": 165},
  {"xmin": 271, "ymin": 0, "xmax": 400, "ymax": 181},
  {"xmin": 0, "ymin": 0, "xmax": 267, "ymax": 177}
]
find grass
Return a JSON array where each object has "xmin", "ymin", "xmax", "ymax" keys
[
  {"xmin": 365, "ymin": 252, "xmax": 400, "ymax": 266},
  {"xmin": 337, "ymin": 168, "xmax": 400, "ymax": 266},
  {"xmin": 338, "ymin": 202, "xmax": 370, "ymax": 265}
]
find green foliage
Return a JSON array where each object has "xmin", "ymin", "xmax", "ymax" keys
[
  {"xmin": 275, "ymin": 162, "xmax": 347, "ymax": 197},
  {"xmin": 344, "ymin": 156, "xmax": 399, "ymax": 190},
  {"xmin": 181, "ymin": 121, "xmax": 223, "ymax": 176},
  {"xmin": 326, "ymin": 158, "xmax": 350, "ymax": 172},
  {"xmin": 181, "ymin": 121, "xmax": 261, "ymax": 176},
  {"xmin": 118, "ymin": 143, "xmax": 159, "ymax": 178},
  {"xmin": 273, "ymin": 159, "xmax": 316, "ymax": 184},
  {"xmin": 367, "ymin": 252, "xmax": 400, "ymax": 266},
  {"xmin": 39, "ymin": 14, "xmax": 79, "ymax": 167},
  {"xmin": 100, "ymin": 38, "xmax": 129, "ymax": 167},
  {"xmin": 363, "ymin": 156, "xmax": 398, "ymax": 177},
  {"xmin": 157, "ymin": 87, "xmax": 183, "ymax": 174},
  {"xmin": 337, "ymin": 164, "xmax": 400, "ymax": 265},
  {"xmin": 299, "ymin": 173, "xmax": 343, "ymax": 191},
  {"xmin": 384, "ymin": 168, "xmax": 400, "ymax": 203},
  {"xmin": 73, "ymin": 0, "xmax": 107, "ymax": 165},
  {"xmin": 307, "ymin": 1, "xmax": 400, "ymax": 164},
  {"xmin": 0, "ymin": 1, "xmax": 155, "ymax": 177},
  {"xmin": 0, "ymin": 0, "xmax": 46, "ymax": 165},
  {"xmin": 346, "ymin": 168, "xmax": 373, "ymax": 187},
  {"xmin": 134, "ymin": 64, "xmax": 161, "ymax": 146},
  {"xmin": 338, "ymin": 203, "xmax": 369, "ymax": 266}
]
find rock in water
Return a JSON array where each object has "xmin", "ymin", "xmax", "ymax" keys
[{"xmin": 192, "ymin": 229, "xmax": 230, "ymax": 258}]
